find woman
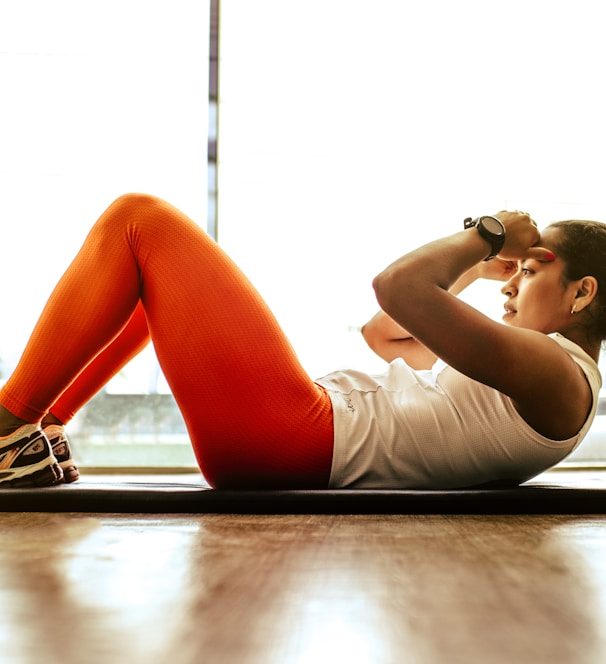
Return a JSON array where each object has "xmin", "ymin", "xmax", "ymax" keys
[{"xmin": 0, "ymin": 195, "xmax": 602, "ymax": 489}]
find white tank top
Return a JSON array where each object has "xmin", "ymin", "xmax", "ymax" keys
[{"xmin": 316, "ymin": 333, "xmax": 601, "ymax": 489}]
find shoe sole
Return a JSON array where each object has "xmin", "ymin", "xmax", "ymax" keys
[
  {"xmin": 45, "ymin": 429, "xmax": 80, "ymax": 484},
  {"xmin": 0, "ymin": 460, "xmax": 64, "ymax": 488},
  {"xmin": 60, "ymin": 463, "xmax": 80, "ymax": 484}
]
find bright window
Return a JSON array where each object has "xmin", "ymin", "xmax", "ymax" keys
[{"xmin": 0, "ymin": 0, "xmax": 209, "ymax": 468}]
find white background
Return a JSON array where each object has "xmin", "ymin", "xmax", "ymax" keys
[
  {"xmin": 0, "ymin": 0, "xmax": 209, "ymax": 389},
  {"xmin": 2, "ymin": 0, "xmax": 606, "ymax": 387},
  {"xmin": 218, "ymin": 0, "xmax": 606, "ymax": 379}
]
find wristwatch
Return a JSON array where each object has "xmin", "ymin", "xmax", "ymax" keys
[{"xmin": 463, "ymin": 215, "xmax": 506, "ymax": 261}]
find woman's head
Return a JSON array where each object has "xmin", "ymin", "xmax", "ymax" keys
[
  {"xmin": 500, "ymin": 219, "xmax": 606, "ymax": 347},
  {"xmin": 545, "ymin": 220, "xmax": 606, "ymax": 342}
]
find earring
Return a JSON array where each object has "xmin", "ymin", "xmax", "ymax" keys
[{"xmin": 571, "ymin": 304, "xmax": 577, "ymax": 315}]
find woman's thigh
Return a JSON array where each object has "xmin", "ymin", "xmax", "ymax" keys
[{"xmin": 121, "ymin": 195, "xmax": 335, "ymax": 488}]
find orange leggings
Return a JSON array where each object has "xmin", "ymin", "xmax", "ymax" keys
[{"xmin": 0, "ymin": 194, "xmax": 334, "ymax": 488}]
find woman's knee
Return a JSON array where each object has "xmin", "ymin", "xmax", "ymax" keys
[
  {"xmin": 105, "ymin": 193, "xmax": 167, "ymax": 223},
  {"xmin": 91, "ymin": 193, "xmax": 185, "ymax": 249}
]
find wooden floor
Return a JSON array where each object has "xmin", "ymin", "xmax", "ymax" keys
[{"xmin": 2, "ymin": 483, "xmax": 606, "ymax": 663}]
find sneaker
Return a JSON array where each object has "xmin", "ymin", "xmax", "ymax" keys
[
  {"xmin": 44, "ymin": 425, "xmax": 80, "ymax": 483},
  {"xmin": 0, "ymin": 424, "xmax": 63, "ymax": 487}
]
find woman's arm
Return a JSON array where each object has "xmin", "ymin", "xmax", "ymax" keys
[
  {"xmin": 370, "ymin": 212, "xmax": 591, "ymax": 441},
  {"xmin": 361, "ymin": 265, "xmax": 480, "ymax": 368},
  {"xmin": 362, "ymin": 259, "xmax": 516, "ymax": 368},
  {"xmin": 361, "ymin": 310, "xmax": 436, "ymax": 368}
]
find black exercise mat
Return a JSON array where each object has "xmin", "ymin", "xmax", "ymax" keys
[{"xmin": 1, "ymin": 479, "xmax": 606, "ymax": 514}]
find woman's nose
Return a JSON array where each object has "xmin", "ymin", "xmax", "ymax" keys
[{"xmin": 501, "ymin": 280, "xmax": 516, "ymax": 297}]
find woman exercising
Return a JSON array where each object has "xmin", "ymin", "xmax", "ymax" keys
[{"xmin": 0, "ymin": 194, "xmax": 602, "ymax": 489}]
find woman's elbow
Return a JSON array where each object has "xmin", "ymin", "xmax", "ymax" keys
[
  {"xmin": 372, "ymin": 269, "xmax": 397, "ymax": 312},
  {"xmin": 360, "ymin": 321, "xmax": 385, "ymax": 359},
  {"xmin": 360, "ymin": 320, "xmax": 373, "ymax": 347}
]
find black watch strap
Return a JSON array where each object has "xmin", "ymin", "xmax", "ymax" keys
[{"xmin": 463, "ymin": 216, "xmax": 506, "ymax": 261}]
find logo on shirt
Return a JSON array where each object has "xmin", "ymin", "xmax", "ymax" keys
[{"xmin": 344, "ymin": 397, "xmax": 356, "ymax": 413}]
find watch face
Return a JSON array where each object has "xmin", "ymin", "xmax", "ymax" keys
[{"xmin": 482, "ymin": 216, "xmax": 504, "ymax": 235}]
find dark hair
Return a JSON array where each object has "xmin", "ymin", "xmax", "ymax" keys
[{"xmin": 548, "ymin": 219, "xmax": 606, "ymax": 341}]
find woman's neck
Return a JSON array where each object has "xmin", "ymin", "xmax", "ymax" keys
[{"xmin": 559, "ymin": 329, "xmax": 601, "ymax": 363}]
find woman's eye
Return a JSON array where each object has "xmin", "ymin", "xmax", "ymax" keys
[{"xmin": 521, "ymin": 267, "xmax": 534, "ymax": 276}]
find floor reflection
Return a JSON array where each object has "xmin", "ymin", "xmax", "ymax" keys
[
  {"xmin": 276, "ymin": 572, "xmax": 396, "ymax": 664},
  {"xmin": 0, "ymin": 514, "xmax": 203, "ymax": 663},
  {"xmin": 2, "ymin": 513, "xmax": 606, "ymax": 663}
]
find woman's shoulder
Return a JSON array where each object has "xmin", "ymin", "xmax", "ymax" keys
[{"xmin": 549, "ymin": 332, "xmax": 602, "ymax": 393}]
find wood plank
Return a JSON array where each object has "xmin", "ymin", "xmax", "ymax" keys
[{"xmin": 1, "ymin": 513, "xmax": 606, "ymax": 663}]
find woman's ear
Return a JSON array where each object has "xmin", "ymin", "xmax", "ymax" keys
[{"xmin": 574, "ymin": 276, "xmax": 599, "ymax": 313}]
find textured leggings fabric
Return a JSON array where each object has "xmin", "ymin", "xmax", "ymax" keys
[{"xmin": 0, "ymin": 194, "xmax": 334, "ymax": 488}]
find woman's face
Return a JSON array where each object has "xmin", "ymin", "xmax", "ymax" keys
[{"xmin": 500, "ymin": 227, "xmax": 576, "ymax": 333}]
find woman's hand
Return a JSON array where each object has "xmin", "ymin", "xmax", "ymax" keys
[
  {"xmin": 476, "ymin": 256, "xmax": 517, "ymax": 282},
  {"xmin": 494, "ymin": 210, "xmax": 553, "ymax": 262}
]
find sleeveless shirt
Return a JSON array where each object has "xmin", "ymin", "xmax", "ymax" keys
[{"xmin": 316, "ymin": 333, "xmax": 601, "ymax": 489}]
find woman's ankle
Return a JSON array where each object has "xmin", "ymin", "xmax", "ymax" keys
[
  {"xmin": 0, "ymin": 405, "xmax": 33, "ymax": 437},
  {"xmin": 41, "ymin": 412, "xmax": 64, "ymax": 428}
]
